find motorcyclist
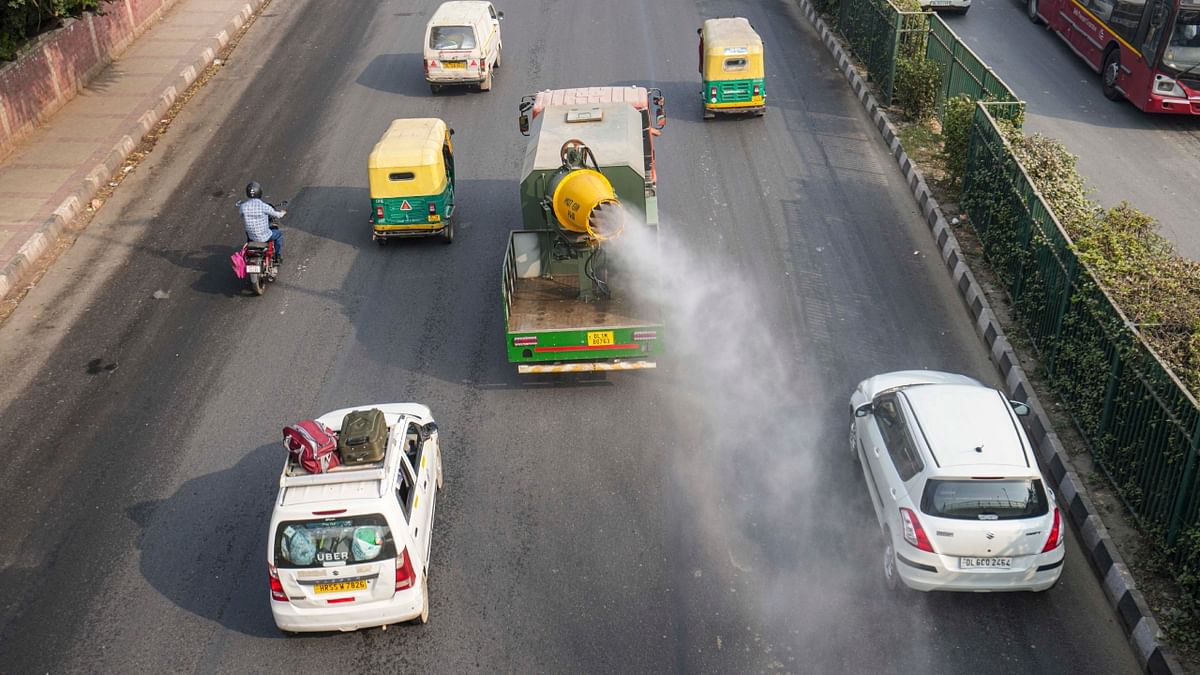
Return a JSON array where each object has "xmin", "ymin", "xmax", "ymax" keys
[{"xmin": 238, "ymin": 181, "xmax": 286, "ymax": 263}]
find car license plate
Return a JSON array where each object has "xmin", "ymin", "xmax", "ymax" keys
[
  {"xmin": 444, "ymin": 61, "xmax": 466, "ymax": 69},
  {"xmin": 314, "ymin": 579, "xmax": 368, "ymax": 594},
  {"xmin": 959, "ymin": 557, "xmax": 1012, "ymax": 569},
  {"xmin": 587, "ymin": 331, "xmax": 615, "ymax": 346},
  {"xmin": 245, "ymin": 264, "xmax": 261, "ymax": 273}
]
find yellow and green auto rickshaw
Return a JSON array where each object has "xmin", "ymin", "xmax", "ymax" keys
[
  {"xmin": 698, "ymin": 17, "xmax": 765, "ymax": 119},
  {"xmin": 368, "ymin": 117, "xmax": 456, "ymax": 244}
]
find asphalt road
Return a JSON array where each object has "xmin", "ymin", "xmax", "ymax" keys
[
  {"xmin": 945, "ymin": 0, "xmax": 1200, "ymax": 260},
  {"xmin": 0, "ymin": 0, "xmax": 1141, "ymax": 672}
]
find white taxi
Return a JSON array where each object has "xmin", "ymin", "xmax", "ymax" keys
[
  {"xmin": 268, "ymin": 403, "xmax": 444, "ymax": 632},
  {"xmin": 849, "ymin": 371, "xmax": 1065, "ymax": 592}
]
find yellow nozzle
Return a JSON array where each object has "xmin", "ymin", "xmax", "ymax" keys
[{"xmin": 550, "ymin": 168, "xmax": 624, "ymax": 241}]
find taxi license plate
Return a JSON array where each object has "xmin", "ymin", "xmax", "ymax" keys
[
  {"xmin": 245, "ymin": 264, "xmax": 261, "ymax": 273},
  {"xmin": 443, "ymin": 61, "xmax": 466, "ymax": 69},
  {"xmin": 959, "ymin": 557, "xmax": 1012, "ymax": 569},
  {"xmin": 314, "ymin": 579, "xmax": 368, "ymax": 594},
  {"xmin": 587, "ymin": 331, "xmax": 615, "ymax": 346}
]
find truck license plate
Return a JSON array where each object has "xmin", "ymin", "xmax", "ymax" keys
[
  {"xmin": 587, "ymin": 331, "xmax": 615, "ymax": 346},
  {"xmin": 959, "ymin": 557, "xmax": 1012, "ymax": 569},
  {"xmin": 314, "ymin": 579, "xmax": 368, "ymax": 594},
  {"xmin": 245, "ymin": 264, "xmax": 261, "ymax": 273}
]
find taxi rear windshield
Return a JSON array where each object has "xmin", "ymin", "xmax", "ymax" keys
[
  {"xmin": 274, "ymin": 514, "xmax": 395, "ymax": 568},
  {"xmin": 430, "ymin": 25, "xmax": 477, "ymax": 49},
  {"xmin": 921, "ymin": 478, "xmax": 1049, "ymax": 520}
]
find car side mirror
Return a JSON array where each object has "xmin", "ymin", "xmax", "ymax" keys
[
  {"xmin": 449, "ymin": 127, "xmax": 455, "ymax": 136},
  {"xmin": 518, "ymin": 113, "xmax": 530, "ymax": 136},
  {"xmin": 497, "ymin": 10, "xmax": 504, "ymax": 19},
  {"xmin": 1010, "ymin": 401, "xmax": 1031, "ymax": 417},
  {"xmin": 854, "ymin": 404, "xmax": 872, "ymax": 418},
  {"xmin": 419, "ymin": 422, "xmax": 438, "ymax": 440}
]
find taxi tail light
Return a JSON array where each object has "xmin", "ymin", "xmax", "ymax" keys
[
  {"xmin": 753, "ymin": 84, "xmax": 761, "ymax": 97},
  {"xmin": 899, "ymin": 507, "xmax": 934, "ymax": 552},
  {"xmin": 269, "ymin": 565, "xmax": 287, "ymax": 602},
  {"xmin": 710, "ymin": 86, "xmax": 718, "ymax": 102},
  {"xmin": 1042, "ymin": 507, "xmax": 1064, "ymax": 552},
  {"xmin": 428, "ymin": 201, "xmax": 438, "ymax": 215},
  {"xmin": 375, "ymin": 205, "xmax": 384, "ymax": 220},
  {"xmin": 395, "ymin": 548, "xmax": 416, "ymax": 591}
]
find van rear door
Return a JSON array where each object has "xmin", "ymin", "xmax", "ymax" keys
[{"xmin": 272, "ymin": 514, "xmax": 398, "ymax": 608}]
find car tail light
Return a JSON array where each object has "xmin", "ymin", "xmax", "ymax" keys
[
  {"xmin": 269, "ymin": 565, "xmax": 287, "ymax": 602},
  {"xmin": 899, "ymin": 508, "xmax": 934, "ymax": 552},
  {"xmin": 1042, "ymin": 507, "xmax": 1064, "ymax": 552},
  {"xmin": 375, "ymin": 205, "xmax": 384, "ymax": 220},
  {"xmin": 632, "ymin": 331, "xmax": 657, "ymax": 341},
  {"xmin": 395, "ymin": 548, "xmax": 416, "ymax": 591},
  {"xmin": 513, "ymin": 336, "xmax": 538, "ymax": 347},
  {"xmin": 710, "ymin": 86, "xmax": 718, "ymax": 103},
  {"xmin": 428, "ymin": 202, "xmax": 437, "ymax": 215},
  {"xmin": 312, "ymin": 509, "xmax": 346, "ymax": 516}
]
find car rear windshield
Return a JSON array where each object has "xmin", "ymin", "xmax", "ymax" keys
[
  {"xmin": 273, "ymin": 514, "xmax": 395, "ymax": 568},
  {"xmin": 921, "ymin": 478, "xmax": 1049, "ymax": 520},
  {"xmin": 430, "ymin": 25, "xmax": 477, "ymax": 49}
]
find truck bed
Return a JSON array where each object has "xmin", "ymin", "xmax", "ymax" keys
[{"xmin": 508, "ymin": 275, "xmax": 660, "ymax": 332}]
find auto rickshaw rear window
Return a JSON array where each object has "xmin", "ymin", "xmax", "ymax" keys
[
  {"xmin": 430, "ymin": 25, "xmax": 476, "ymax": 50},
  {"xmin": 389, "ymin": 172, "xmax": 416, "ymax": 181},
  {"xmin": 724, "ymin": 58, "xmax": 748, "ymax": 71}
]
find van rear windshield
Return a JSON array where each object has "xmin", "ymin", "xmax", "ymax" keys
[
  {"xmin": 920, "ymin": 478, "xmax": 1049, "ymax": 520},
  {"xmin": 273, "ymin": 514, "xmax": 395, "ymax": 568},
  {"xmin": 430, "ymin": 26, "xmax": 476, "ymax": 49}
]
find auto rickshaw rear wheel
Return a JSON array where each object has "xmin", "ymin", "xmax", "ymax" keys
[{"xmin": 442, "ymin": 218, "xmax": 454, "ymax": 244}]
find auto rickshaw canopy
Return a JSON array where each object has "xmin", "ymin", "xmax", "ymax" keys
[
  {"xmin": 701, "ymin": 17, "xmax": 764, "ymax": 80},
  {"xmin": 368, "ymin": 118, "xmax": 451, "ymax": 199}
]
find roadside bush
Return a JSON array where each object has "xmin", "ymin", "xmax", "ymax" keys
[
  {"xmin": 0, "ymin": 0, "xmax": 113, "ymax": 61},
  {"xmin": 941, "ymin": 94, "xmax": 974, "ymax": 183},
  {"xmin": 1004, "ymin": 130, "xmax": 1095, "ymax": 230},
  {"xmin": 894, "ymin": 55, "xmax": 942, "ymax": 121}
]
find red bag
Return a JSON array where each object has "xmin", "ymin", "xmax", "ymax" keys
[{"xmin": 283, "ymin": 420, "xmax": 341, "ymax": 474}]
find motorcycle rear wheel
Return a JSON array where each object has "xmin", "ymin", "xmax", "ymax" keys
[{"xmin": 249, "ymin": 272, "xmax": 265, "ymax": 296}]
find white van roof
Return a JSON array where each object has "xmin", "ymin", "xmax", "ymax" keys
[
  {"xmin": 430, "ymin": 1, "xmax": 491, "ymax": 24},
  {"xmin": 276, "ymin": 404, "xmax": 432, "ymax": 508}
]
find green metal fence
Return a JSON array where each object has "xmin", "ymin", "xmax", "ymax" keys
[
  {"xmin": 923, "ymin": 15, "xmax": 1022, "ymax": 121},
  {"xmin": 835, "ymin": 0, "xmax": 925, "ymax": 103},
  {"xmin": 962, "ymin": 102, "xmax": 1200, "ymax": 579},
  {"xmin": 831, "ymin": 0, "xmax": 1022, "ymax": 117}
]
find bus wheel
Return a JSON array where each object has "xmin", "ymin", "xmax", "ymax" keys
[
  {"xmin": 1102, "ymin": 49, "xmax": 1122, "ymax": 101},
  {"xmin": 1026, "ymin": 0, "xmax": 1040, "ymax": 23}
]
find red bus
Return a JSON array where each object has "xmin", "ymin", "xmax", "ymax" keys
[{"xmin": 1028, "ymin": 0, "xmax": 1200, "ymax": 114}]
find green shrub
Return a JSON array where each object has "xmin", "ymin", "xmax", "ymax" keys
[
  {"xmin": 894, "ymin": 55, "xmax": 941, "ymax": 121},
  {"xmin": 1005, "ymin": 131, "xmax": 1095, "ymax": 230},
  {"xmin": 942, "ymin": 94, "xmax": 974, "ymax": 183}
]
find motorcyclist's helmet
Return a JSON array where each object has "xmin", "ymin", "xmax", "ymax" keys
[{"xmin": 246, "ymin": 181, "xmax": 263, "ymax": 199}]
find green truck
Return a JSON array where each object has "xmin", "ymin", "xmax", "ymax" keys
[{"xmin": 503, "ymin": 86, "xmax": 667, "ymax": 374}]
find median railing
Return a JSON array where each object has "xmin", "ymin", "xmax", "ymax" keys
[{"xmin": 962, "ymin": 102, "xmax": 1200, "ymax": 580}]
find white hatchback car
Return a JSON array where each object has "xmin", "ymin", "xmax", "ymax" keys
[
  {"xmin": 268, "ymin": 403, "xmax": 443, "ymax": 632},
  {"xmin": 849, "ymin": 371, "xmax": 1064, "ymax": 592}
]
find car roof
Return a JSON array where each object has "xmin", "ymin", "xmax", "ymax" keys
[
  {"xmin": 430, "ymin": 1, "xmax": 491, "ymax": 23},
  {"xmin": 902, "ymin": 384, "xmax": 1035, "ymax": 473}
]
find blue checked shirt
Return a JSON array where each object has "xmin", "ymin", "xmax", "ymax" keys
[{"xmin": 239, "ymin": 198, "xmax": 284, "ymax": 241}]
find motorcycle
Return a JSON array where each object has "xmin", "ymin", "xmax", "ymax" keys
[{"xmin": 239, "ymin": 200, "xmax": 287, "ymax": 296}]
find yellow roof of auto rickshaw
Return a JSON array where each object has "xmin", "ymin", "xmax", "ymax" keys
[
  {"xmin": 369, "ymin": 118, "xmax": 447, "ymax": 170},
  {"xmin": 702, "ymin": 17, "xmax": 763, "ymax": 56}
]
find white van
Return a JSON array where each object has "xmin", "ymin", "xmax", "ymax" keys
[
  {"xmin": 268, "ymin": 403, "xmax": 444, "ymax": 632},
  {"xmin": 424, "ymin": 1, "xmax": 503, "ymax": 93}
]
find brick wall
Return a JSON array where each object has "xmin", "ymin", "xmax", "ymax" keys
[{"xmin": 0, "ymin": 0, "xmax": 179, "ymax": 159}]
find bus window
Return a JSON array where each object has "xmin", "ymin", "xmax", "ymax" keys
[
  {"xmin": 1109, "ymin": 0, "xmax": 1147, "ymax": 44},
  {"xmin": 1143, "ymin": 0, "xmax": 1171, "ymax": 60}
]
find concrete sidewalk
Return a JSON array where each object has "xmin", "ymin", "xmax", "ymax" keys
[{"xmin": 0, "ymin": 0, "xmax": 268, "ymax": 301}]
